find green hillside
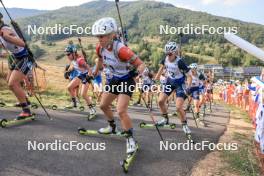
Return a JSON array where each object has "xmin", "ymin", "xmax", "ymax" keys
[{"xmin": 6, "ymin": 0, "xmax": 264, "ymax": 68}]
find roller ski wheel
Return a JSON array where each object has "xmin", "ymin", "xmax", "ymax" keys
[
  {"xmin": 170, "ymin": 123, "xmax": 176, "ymax": 129},
  {"xmin": 78, "ymin": 127, "xmax": 126, "ymax": 138},
  {"xmin": 186, "ymin": 133, "xmax": 195, "ymax": 144},
  {"xmin": 0, "ymin": 102, "xmax": 6, "ymax": 107},
  {"xmin": 78, "ymin": 127, "xmax": 86, "ymax": 134},
  {"xmin": 51, "ymin": 105, "xmax": 58, "ymax": 110},
  {"xmin": 0, "ymin": 119, "xmax": 8, "ymax": 128},
  {"xmin": 31, "ymin": 103, "xmax": 38, "ymax": 109},
  {"xmin": 139, "ymin": 122, "xmax": 176, "ymax": 129},
  {"xmin": 0, "ymin": 114, "xmax": 35, "ymax": 128},
  {"xmin": 139, "ymin": 122, "xmax": 146, "ymax": 128},
  {"xmin": 79, "ymin": 106, "xmax": 85, "ymax": 111},
  {"xmin": 120, "ymin": 143, "xmax": 139, "ymax": 173}
]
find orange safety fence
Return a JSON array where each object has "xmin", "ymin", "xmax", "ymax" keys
[{"xmin": 219, "ymin": 82, "xmax": 264, "ymax": 172}]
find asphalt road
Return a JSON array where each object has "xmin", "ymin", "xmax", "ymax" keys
[{"xmin": 0, "ymin": 101, "xmax": 230, "ymax": 176}]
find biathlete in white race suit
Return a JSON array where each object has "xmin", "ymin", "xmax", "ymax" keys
[
  {"xmin": 154, "ymin": 41, "xmax": 193, "ymax": 135},
  {"xmin": 188, "ymin": 63, "xmax": 206, "ymax": 126},
  {"xmin": 140, "ymin": 68, "xmax": 155, "ymax": 108},
  {"xmin": 92, "ymin": 17, "xmax": 145, "ymax": 154},
  {"xmin": 205, "ymin": 71, "xmax": 214, "ymax": 104},
  {"xmin": 0, "ymin": 12, "xmax": 38, "ymax": 119},
  {"xmin": 65, "ymin": 44, "xmax": 96, "ymax": 116}
]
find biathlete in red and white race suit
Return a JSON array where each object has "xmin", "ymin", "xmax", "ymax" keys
[
  {"xmin": 65, "ymin": 44, "xmax": 96, "ymax": 116},
  {"xmin": 92, "ymin": 17, "xmax": 145, "ymax": 154}
]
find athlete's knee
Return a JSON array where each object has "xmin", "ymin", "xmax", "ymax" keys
[
  {"xmin": 67, "ymin": 85, "xmax": 72, "ymax": 92},
  {"xmin": 176, "ymin": 104, "xmax": 183, "ymax": 112},
  {"xmin": 100, "ymin": 102, "xmax": 109, "ymax": 111},
  {"xmin": 117, "ymin": 108, "xmax": 127, "ymax": 117},
  {"xmin": 8, "ymin": 81, "xmax": 17, "ymax": 90},
  {"xmin": 158, "ymin": 98, "xmax": 166, "ymax": 107},
  {"xmin": 81, "ymin": 91, "xmax": 87, "ymax": 98}
]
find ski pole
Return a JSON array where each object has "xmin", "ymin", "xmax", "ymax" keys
[
  {"xmin": 141, "ymin": 96, "xmax": 164, "ymax": 141},
  {"xmin": 115, "ymin": 0, "xmax": 128, "ymax": 46}
]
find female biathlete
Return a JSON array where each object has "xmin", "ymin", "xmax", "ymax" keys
[
  {"xmin": 65, "ymin": 44, "xmax": 96, "ymax": 116},
  {"xmin": 188, "ymin": 63, "xmax": 206, "ymax": 126},
  {"xmin": 155, "ymin": 41, "xmax": 193, "ymax": 135},
  {"xmin": 141, "ymin": 68, "xmax": 155, "ymax": 109},
  {"xmin": 92, "ymin": 17, "xmax": 145, "ymax": 154},
  {"xmin": 0, "ymin": 12, "xmax": 36, "ymax": 119}
]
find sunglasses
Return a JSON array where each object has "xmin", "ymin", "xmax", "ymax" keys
[
  {"xmin": 66, "ymin": 53, "xmax": 72, "ymax": 56},
  {"xmin": 166, "ymin": 53, "xmax": 173, "ymax": 56},
  {"xmin": 96, "ymin": 35, "xmax": 107, "ymax": 39}
]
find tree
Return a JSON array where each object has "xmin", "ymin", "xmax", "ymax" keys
[
  {"xmin": 213, "ymin": 47, "xmax": 222, "ymax": 64},
  {"xmin": 150, "ymin": 50, "xmax": 163, "ymax": 71},
  {"xmin": 139, "ymin": 49, "xmax": 150, "ymax": 61}
]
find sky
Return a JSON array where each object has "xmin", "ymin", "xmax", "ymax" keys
[{"xmin": 1, "ymin": 0, "xmax": 263, "ymax": 25}]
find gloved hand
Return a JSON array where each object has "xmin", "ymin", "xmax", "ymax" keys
[
  {"xmin": 86, "ymin": 75, "xmax": 94, "ymax": 83},
  {"xmin": 64, "ymin": 71, "xmax": 70, "ymax": 79},
  {"xmin": 185, "ymin": 87, "xmax": 192, "ymax": 96}
]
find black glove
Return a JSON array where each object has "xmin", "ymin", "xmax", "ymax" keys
[
  {"xmin": 64, "ymin": 71, "xmax": 70, "ymax": 79},
  {"xmin": 129, "ymin": 69, "xmax": 139, "ymax": 78},
  {"xmin": 86, "ymin": 75, "xmax": 94, "ymax": 83}
]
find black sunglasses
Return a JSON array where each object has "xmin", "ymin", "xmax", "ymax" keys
[
  {"xmin": 96, "ymin": 35, "xmax": 106, "ymax": 39},
  {"xmin": 166, "ymin": 53, "xmax": 173, "ymax": 56}
]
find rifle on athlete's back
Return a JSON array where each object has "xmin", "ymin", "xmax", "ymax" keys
[
  {"xmin": 78, "ymin": 38, "xmax": 88, "ymax": 63},
  {"xmin": 77, "ymin": 37, "xmax": 94, "ymax": 83}
]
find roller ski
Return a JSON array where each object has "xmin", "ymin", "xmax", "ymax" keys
[
  {"xmin": 182, "ymin": 123, "xmax": 195, "ymax": 143},
  {"xmin": 78, "ymin": 126, "xmax": 127, "ymax": 138},
  {"xmin": 140, "ymin": 117, "xmax": 176, "ymax": 130},
  {"xmin": 0, "ymin": 101, "xmax": 38, "ymax": 109},
  {"xmin": 0, "ymin": 113, "xmax": 35, "ymax": 128},
  {"xmin": 50, "ymin": 104, "xmax": 85, "ymax": 112},
  {"xmin": 139, "ymin": 121, "xmax": 176, "ymax": 129},
  {"xmin": 120, "ymin": 137, "xmax": 139, "ymax": 173}
]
